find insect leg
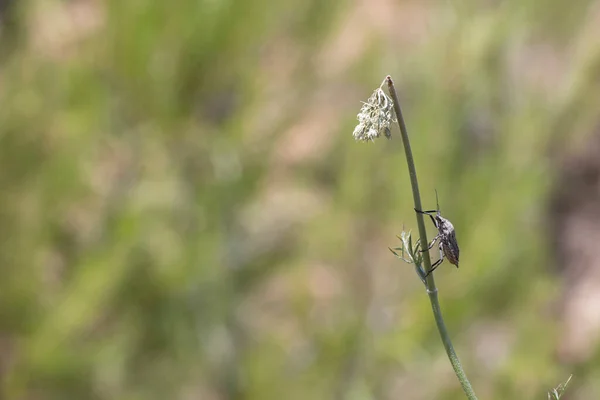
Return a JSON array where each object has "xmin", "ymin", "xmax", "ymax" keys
[
  {"xmin": 419, "ymin": 235, "xmax": 439, "ymax": 252},
  {"xmin": 415, "ymin": 209, "xmax": 439, "ymax": 228},
  {"xmin": 424, "ymin": 243, "xmax": 445, "ymax": 277},
  {"xmin": 414, "ymin": 209, "xmax": 438, "ymax": 214},
  {"xmin": 425, "ymin": 257, "xmax": 443, "ymax": 277}
]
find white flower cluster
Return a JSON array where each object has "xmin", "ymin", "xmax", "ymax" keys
[{"xmin": 352, "ymin": 87, "xmax": 395, "ymax": 142}]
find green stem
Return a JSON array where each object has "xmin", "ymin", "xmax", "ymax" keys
[{"xmin": 385, "ymin": 75, "xmax": 478, "ymax": 400}]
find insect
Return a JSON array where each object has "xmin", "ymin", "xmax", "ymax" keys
[{"xmin": 414, "ymin": 191, "xmax": 459, "ymax": 277}]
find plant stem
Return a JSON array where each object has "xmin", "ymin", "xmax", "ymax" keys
[{"xmin": 385, "ymin": 75, "xmax": 478, "ymax": 400}]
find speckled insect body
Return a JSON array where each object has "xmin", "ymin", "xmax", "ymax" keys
[{"xmin": 415, "ymin": 192, "xmax": 459, "ymax": 277}]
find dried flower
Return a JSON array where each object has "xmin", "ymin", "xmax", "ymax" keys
[{"xmin": 353, "ymin": 81, "xmax": 395, "ymax": 142}]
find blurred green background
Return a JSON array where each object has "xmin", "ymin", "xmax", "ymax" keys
[{"xmin": 1, "ymin": 0, "xmax": 600, "ymax": 399}]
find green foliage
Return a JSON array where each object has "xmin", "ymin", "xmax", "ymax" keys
[
  {"xmin": 548, "ymin": 375, "xmax": 573, "ymax": 400},
  {"xmin": 0, "ymin": 0, "xmax": 598, "ymax": 399}
]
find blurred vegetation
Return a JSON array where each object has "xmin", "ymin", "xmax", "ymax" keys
[{"xmin": 0, "ymin": 0, "xmax": 600, "ymax": 399}]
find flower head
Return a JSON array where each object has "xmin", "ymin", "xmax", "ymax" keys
[{"xmin": 353, "ymin": 83, "xmax": 395, "ymax": 142}]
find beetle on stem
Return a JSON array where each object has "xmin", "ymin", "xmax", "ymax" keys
[{"xmin": 415, "ymin": 191, "xmax": 459, "ymax": 277}]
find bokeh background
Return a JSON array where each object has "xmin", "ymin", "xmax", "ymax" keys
[{"xmin": 1, "ymin": 0, "xmax": 600, "ymax": 399}]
